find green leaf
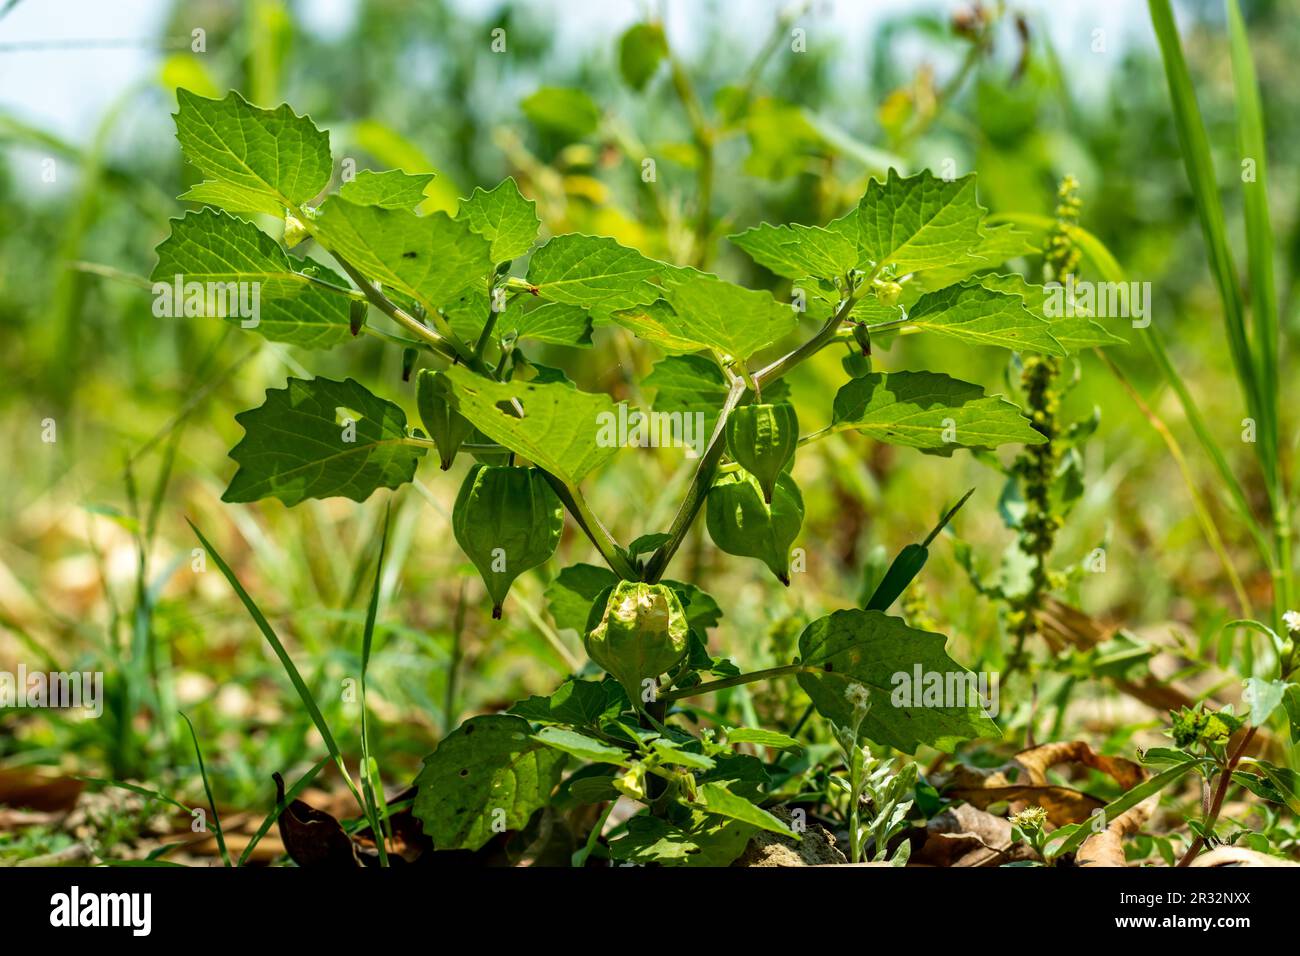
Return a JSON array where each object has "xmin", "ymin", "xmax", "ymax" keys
[
  {"xmin": 615, "ymin": 273, "xmax": 798, "ymax": 360},
  {"xmin": 521, "ymin": 86, "xmax": 601, "ymax": 138},
  {"xmin": 1242, "ymin": 759, "xmax": 1300, "ymax": 815},
  {"xmin": 413, "ymin": 714, "xmax": 566, "ymax": 851},
  {"xmin": 857, "ymin": 168, "xmax": 984, "ymax": 275},
  {"xmin": 667, "ymin": 581, "xmax": 724, "ymax": 631},
  {"xmin": 533, "ymin": 727, "xmax": 631, "ymax": 766},
  {"xmin": 313, "ymin": 196, "xmax": 492, "ymax": 312},
  {"xmin": 545, "ymin": 563, "xmax": 619, "ymax": 633},
  {"xmin": 906, "ymin": 281, "xmax": 1064, "ymax": 355},
  {"xmin": 430, "ymin": 365, "xmax": 620, "ymax": 485},
  {"xmin": 508, "ymin": 679, "xmax": 625, "ymax": 726},
  {"xmin": 457, "ymin": 177, "xmax": 540, "ymax": 263},
  {"xmin": 696, "ymin": 782, "xmax": 795, "ymax": 837},
  {"xmin": 650, "ymin": 739, "xmax": 715, "ymax": 771},
  {"xmin": 644, "ymin": 354, "xmax": 788, "ymax": 436},
  {"xmin": 832, "ymin": 371, "xmax": 1044, "ymax": 452},
  {"xmin": 338, "ymin": 169, "xmax": 435, "ymax": 210},
  {"xmin": 729, "ymin": 221, "xmax": 860, "ymax": 281},
  {"xmin": 151, "ymin": 208, "xmax": 353, "ymax": 348},
  {"xmin": 726, "ymin": 728, "xmax": 801, "ymax": 749},
  {"xmin": 526, "ymin": 234, "xmax": 663, "ymax": 312},
  {"xmin": 910, "ymin": 223, "xmax": 1037, "ymax": 291},
  {"xmin": 618, "ymin": 23, "xmax": 667, "ymax": 91},
  {"xmin": 699, "ymin": 753, "xmax": 770, "ymax": 800},
  {"xmin": 608, "ymin": 812, "xmax": 755, "ymax": 867},
  {"xmin": 178, "ymin": 180, "xmax": 289, "ymax": 219},
  {"xmin": 1243, "ymin": 678, "xmax": 1289, "ymax": 725},
  {"xmin": 223, "ymin": 376, "xmax": 425, "ymax": 505},
  {"xmin": 794, "ymin": 609, "xmax": 1000, "ymax": 753},
  {"xmin": 503, "ymin": 302, "xmax": 593, "ymax": 348},
  {"xmin": 975, "ymin": 273, "xmax": 1125, "ymax": 350},
  {"xmin": 174, "ymin": 89, "xmax": 331, "ymax": 215}
]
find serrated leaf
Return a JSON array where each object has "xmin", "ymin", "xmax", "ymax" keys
[
  {"xmin": 178, "ymin": 180, "xmax": 288, "ymax": 218},
  {"xmin": 151, "ymin": 208, "xmax": 353, "ymax": 348},
  {"xmin": 174, "ymin": 89, "xmax": 331, "ymax": 215},
  {"xmin": 910, "ymin": 223, "xmax": 1038, "ymax": 291},
  {"xmin": 858, "ymin": 168, "xmax": 984, "ymax": 275},
  {"xmin": 508, "ymin": 679, "xmax": 626, "ymax": 726},
  {"xmin": 223, "ymin": 377, "xmax": 424, "ymax": 505},
  {"xmin": 413, "ymin": 714, "xmax": 566, "ymax": 851},
  {"xmin": 521, "ymin": 86, "xmax": 600, "ymax": 138},
  {"xmin": 458, "ymin": 177, "xmax": 540, "ymax": 263},
  {"xmin": 644, "ymin": 354, "xmax": 788, "ymax": 436},
  {"xmin": 313, "ymin": 196, "xmax": 492, "ymax": 312},
  {"xmin": 795, "ymin": 609, "xmax": 1000, "ymax": 753},
  {"xmin": 431, "ymin": 365, "xmax": 620, "ymax": 485},
  {"xmin": 338, "ymin": 169, "xmax": 435, "ymax": 210},
  {"xmin": 608, "ymin": 813, "xmax": 755, "ymax": 867},
  {"xmin": 504, "ymin": 302, "xmax": 593, "ymax": 347},
  {"xmin": 615, "ymin": 273, "xmax": 798, "ymax": 360},
  {"xmin": 545, "ymin": 563, "xmax": 618, "ymax": 633},
  {"xmin": 977, "ymin": 273, "xmax": 1126, "ymax": 350},
  {"xmin": 906, "ymin": 281, "xmax": 1065, "ymax": 355},
  {"xmin": 729, "ymin": 221, "xmax": 860, "ymax": 281},
  {"xmin": 526, "ymin": 234, "xmax": 663, "ymax": 311},
  {"xmin": 832, "ymin": 371, "xmax": 1044, "ymax": 452}
]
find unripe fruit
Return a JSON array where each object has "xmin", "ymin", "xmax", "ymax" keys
[
  {"xmin": 452, "ymin": 464, "xmax": 563, "ymax": 619},
  {"xmin": 725, "ymin": 403, "xmax": 798, "ymax": 504},
  {"xmin": 705, "ymin": 471, "xmax": 804, "ymax": 585},
  {"xmin": 584, "ymin": 581, "xmax": 689, "ymax": 705},
  {"xmin": 416, "ymin": 370, "xmax": 475, "ymax": 470}
]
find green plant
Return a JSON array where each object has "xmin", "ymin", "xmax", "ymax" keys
[{"xmin": 152, "ymin": 85, "xmax": 1130, "ymax": 865}]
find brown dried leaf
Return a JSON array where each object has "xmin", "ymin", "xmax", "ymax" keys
[
  {"xmin": 1076, "ymin": 794, "xmax": 1157, "ymax": 867},
  {"xmin": 940, "ymin": 741, "xmax": 1146, "ymax": 827},
  {"xmin": 1190, "ymin": 847, "xmax": 1299, "ymax": 867}
]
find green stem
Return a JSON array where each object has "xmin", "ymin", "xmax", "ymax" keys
[
  {"xmin": 659, "ymin": 664, "xmax": 817, "ymax": 702},
  {"xmin": 542, "ymin": 473, "xmax": 638, "ymax": 580},
  {"xmin": 474, "ymin": 275, "xmax": 499, "ymax": 360},
  {"xmin": 645, "ymin": 286, "xmax": 863, "ymax": 581}
]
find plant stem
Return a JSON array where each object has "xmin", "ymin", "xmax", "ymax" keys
[
  {"xmin": 658, "ymin": 664, "xmax": 817, "ymax": 702},
  {"xmin": 542, "ymin": 473, "xmax": 638, "ymax": 580},
  {"xmin": 443, "ymin": 580, "xmax": 467, "ymax": 734},
  {"xmin": 474, "ymin": 274, "xmax": 499, "ymax": 360},
  {"xmin": 644, "ymin": 285, "xmax": 863, "ymax": 582},
  {"xmin": 1176, "ymin": 726, "xmax": 1257, "ymax": 866}
]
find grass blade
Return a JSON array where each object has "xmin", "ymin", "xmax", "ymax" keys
[
  {"xmin": 1148, "ymin": 0, "xmax": 1261, "ymax": 452},
  {"xmin": 1226, "ymin": 0, "xmax": 1279, "ymax": 466},
  {"xmin": 179, "ymin": 711, "xmax": 230, "ymax": 867},
  {"xmin": 188, "ymin": 518, "xmax": 369, "ymax": 816},
  {"xmin": 359, "ymin": 506, "xmax": 392, "ymax": 866}
]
